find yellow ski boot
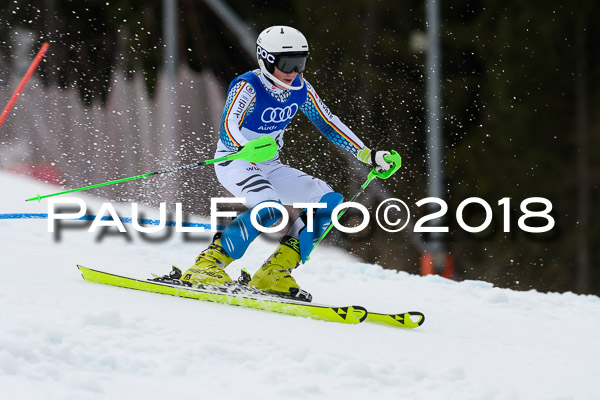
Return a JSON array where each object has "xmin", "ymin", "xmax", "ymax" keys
[
  {"xmin": 249, "ymin": 236, "xmax": 312, "ymax": 301},
  {"xmin": 181, "ymin": 233, "xmax": 235, "ymax": 287}
]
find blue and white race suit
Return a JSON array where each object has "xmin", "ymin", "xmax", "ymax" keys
[{"xmin": 214, "ymin": 69, "xmax": 366, "ymax": 210}]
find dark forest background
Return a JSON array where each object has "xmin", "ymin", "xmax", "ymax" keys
[{"xmin": 1, "ymin": 0, "xmax": 599, "ymax": 294}]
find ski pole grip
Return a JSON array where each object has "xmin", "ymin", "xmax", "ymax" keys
[{"xmin": 371, "ymin": 151, "xmax": 402, "ymax": 179}]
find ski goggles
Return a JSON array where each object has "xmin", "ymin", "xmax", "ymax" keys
[{"xmin": 275, "ymin": 54, "xmax": 308, "ymax": 74}]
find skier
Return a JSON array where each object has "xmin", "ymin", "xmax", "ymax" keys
[{"xmin": 178, "ymin": 26, "xmax": 393, "ymax": 299}]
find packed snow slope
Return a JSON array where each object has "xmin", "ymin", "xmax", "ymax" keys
[{"xmin": 1, "ymin": 171, "xmax": 598, "ymax": 400}]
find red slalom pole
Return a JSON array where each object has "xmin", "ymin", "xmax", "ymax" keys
[{"xmin": 0, "ymin": 42, "xmax": 49, "ymax": 128}]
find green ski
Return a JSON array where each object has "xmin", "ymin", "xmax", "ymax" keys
[
  {"xmin": 366, "ymin": 311, "xmax": 425, "ymax": 328},
  {"xmin": 78, "ymin": 265, "xmax": 367, "ymax": 325},
  {"xmin": 77, "ymin": 265, "xmax": 425, "ymax": 329}
]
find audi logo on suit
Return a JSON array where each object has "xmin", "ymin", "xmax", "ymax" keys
[{"xmin": 260, "ymin": 104, "xmax": 299, "ymax": 123}]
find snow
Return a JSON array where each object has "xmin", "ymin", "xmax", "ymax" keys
[{"xmin": 1, "ymin": 171, "xmax": 599, "ymax": 399}]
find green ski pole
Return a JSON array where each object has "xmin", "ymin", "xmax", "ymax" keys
[
  {"xmin": 26, "ymin": 136, "xmax": 277, "ymax": 202},
  {"xmin": 311, "ymin": 151, "xmax": 402, "ymax": 253}
]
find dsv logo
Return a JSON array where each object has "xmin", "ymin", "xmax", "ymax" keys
[
  {"xmin": 261, "ymin": 104, "xmax": 298, "ymax": 123},
  {"xmin": 257, "ymin": 46, "xmax": 275, "ymax": 63}
]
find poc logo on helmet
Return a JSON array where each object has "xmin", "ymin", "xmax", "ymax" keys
[{"xmin": 257, "ymin": 46, "xmax": 275, "ymax": 63}]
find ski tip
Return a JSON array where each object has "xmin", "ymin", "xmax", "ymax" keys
[
  {"xmin": 354, "ymin": 306, "xmax": 368, "ymax": 323},
  {"xmin": 366, "ymin": 311, "xmax": 425, "ymax": 329},
  {"xmin": 407, "ymin": 311, "xmax": 425, "ymax": 327}
]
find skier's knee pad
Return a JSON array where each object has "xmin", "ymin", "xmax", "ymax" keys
[
  {"xmin": 298, "ymin": 192, "xmax": 344, "ymax": 263},
  {"xmin": 221, "ymin": 201, "xmax": 284, "ymax": 259}
]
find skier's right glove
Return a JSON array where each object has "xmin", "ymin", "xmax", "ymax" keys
[{"xmin": 357, "ymin": 147, "xmax": 393, "ymax": 173}]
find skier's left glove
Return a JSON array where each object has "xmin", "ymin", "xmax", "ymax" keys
[{"xmin": 356, "ymin": 147, "xmax": 393, "ymax": 173}]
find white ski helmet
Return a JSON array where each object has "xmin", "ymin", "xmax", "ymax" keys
[{"xmin": 256, "ymin": 26, "xmax": 309, "ymax": 90}]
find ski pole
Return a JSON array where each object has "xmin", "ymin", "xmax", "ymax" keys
[
  {"xmin": 0, "ymin": 42, "xmax": 49, "ymax": 128},
  {"xmin": 25, "ymin": 136, "xmax": 278, "ymax": 202},
  {"xmin": 311, "ymin": 151, "xmax": 402, "ymax": 252}
]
